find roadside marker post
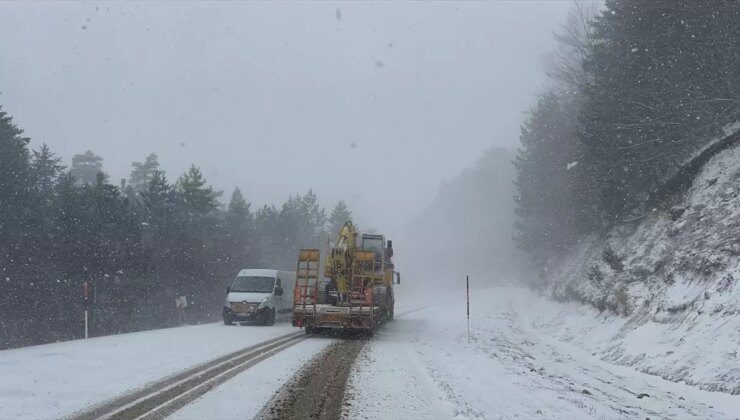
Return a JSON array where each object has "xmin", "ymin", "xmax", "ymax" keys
[
  {"xmin": 466, "ymin": 275, "xmax": 470, "ymax": 342},
  {"xmin": 83, "ymin": 281, "xmax": 90, "ymax": 339}
]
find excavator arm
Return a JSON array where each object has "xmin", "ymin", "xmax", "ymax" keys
[{"xmin": 324, "ymin": 221, "xmax": 358, "ymax": 294}]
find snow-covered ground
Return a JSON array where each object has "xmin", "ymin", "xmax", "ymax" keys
[
  {"xmin": 4, "ymin": 287, "xmax": 738, "ymax": 420},
  {"xmin": 346, "ymin": 286, "xmax": 740, "ymax": 419},
  {"xmin": 550, "ymin": 141, "xmax": 740, "ymax": 393},
  {"xmin": 0, "ymin": 322, "xmax": 297, "ymax": 419},
  {"xmin": 169, "ymin": 337, "xmax": 335, "ymax": 420}
]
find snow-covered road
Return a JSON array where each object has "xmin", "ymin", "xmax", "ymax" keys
[
  {"xmin": 0, "ymin": 322, "xmax": 300, "ymax": 419},
  {"xmin": 346, "ymin": 287, "xmax": 740, "ymax": 419},
  {"xmin": 3, "ymin": 286, "xmax": 739, "ymax": 420},
  {"xmin": 169, "ymin": 337, "xmax": 335, "ymax": 419}
]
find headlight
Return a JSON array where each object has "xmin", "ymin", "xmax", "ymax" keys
[{"xmin": 259, "ymin": 296, "xmax": 269, "ymax": 307}]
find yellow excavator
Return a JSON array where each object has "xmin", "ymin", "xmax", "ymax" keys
[
  {"xmin": 292, "ymin": 221, "xmax": 399, "ymax": 334},
  {"xmin": 324, "ymin": 221, "xmax": 358, "ymax": 298}
]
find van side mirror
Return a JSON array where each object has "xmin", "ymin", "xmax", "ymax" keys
[
  {"xmin": 225, "ymin": 286, "xmax": 231, "ymax": 294},
  {"xmin": 395, "ymin": 272, "xmax": 401, "ymax": 284},
  {"xmin": 275, "ymin": 286, "xmax": 283, "ymax": 296}
]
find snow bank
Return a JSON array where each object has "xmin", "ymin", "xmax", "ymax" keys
[{"xmin": 548, "ymin": 141, "xmax": 740, "ymax": 394}]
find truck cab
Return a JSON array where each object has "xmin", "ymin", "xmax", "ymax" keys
[{"xmin": 223, "ymin": 269, "xmax": 296, "ymax": 326}]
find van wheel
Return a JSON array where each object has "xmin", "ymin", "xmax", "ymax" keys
[{"xmin": 264, "ymin": 309, "xmax": 276, "ymax": 326}]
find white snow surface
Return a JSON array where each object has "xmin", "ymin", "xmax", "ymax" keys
[
  {"xmin": 169, "ymin": 338, "xmax": 335, "ymax": 420},
  {"xmin": 2, "ymin": 287, "xmax": 739, "ymax": 419},
  {"xmin": 346, "ymin": 287, "xmax": 740, "ymax": 419},
  {"xmin": 549, "ymin": 140, "xmax": 740, "ymax": 394},
  {"xmin": 0, "ymin": 322, "xmax": 296, "ymax": 419}
]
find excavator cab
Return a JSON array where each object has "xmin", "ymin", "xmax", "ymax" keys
[{"xmin": 361, "ymin": 234, "xmax": 385, "ymax": 266}]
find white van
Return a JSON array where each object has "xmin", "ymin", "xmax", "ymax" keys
[{"xmin": 222, "ymin": 269, "xmax": 296, "ymax": 326}]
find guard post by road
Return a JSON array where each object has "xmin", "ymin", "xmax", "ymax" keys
[
  {"xmin": 83, "ymin": 281, "xmax": 90, "ymax": 339},
  {"xmin": 466, "ymin": 275, "xmax": 470, "ymax": 342}
]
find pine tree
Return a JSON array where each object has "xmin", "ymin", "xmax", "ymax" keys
[
  {"xmin": 139, "ymin": 171, "xmax": 185, "ymax": 294},
  {"xmin": 31, "ymin": 143, "xmax": 65, "ymax": 199},
  {"xmin": 226, "ymin": 188, "xmax": 252, "ymax": 233},
  {"xmin": 128, "ymin": 153, "xmax": 161, "ymax": 194},
  {"xmin": 173, "ymin": 165, "xmax": 222, "ymax": 315},
  {"xmin": 27, "ymin": 144, "xmax": 65, "ymax": 286},
  {"xmin": 255, "ymin": 204, "xmax": 280, "ymax": 267},
  {"xmin": 177, "ymin": 165, "xmax": 219, "ymax": 217},
  {"xmin": 0, "ymin": 106, "xmax": 34, "ymax": 342},
  {"xmin": 300, "ymin": 190, "xmax": 327, "ymax": 241},
  {"xmin": 0, "ymin": 106, "xmax": 32, "ymax": 234},
  {"xmin": 70, "ymin": 150, "xmax": 105, "ymax": 185},
  {"xmin": 328, "ymin": 200, "xmax": 352, "ymax": 237},
  {"xmin": 141, "ymin": 171, "xmax": 178, "ymax": 219},
  {"xmin": 224, "ymin": 188, "xmax": 254, "ymax": 268}
]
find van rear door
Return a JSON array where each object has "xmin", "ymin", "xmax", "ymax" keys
[
  {"xmin": 276, "ymin": 271, "xmax": 295, "ymax": 318},
  {"xmin": 273, "ymin": 275, "xmax": 286, "ymax": 319}
]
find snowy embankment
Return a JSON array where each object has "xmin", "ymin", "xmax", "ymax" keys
[
  {"xmin": 549, "ymin": 141, "xmax": 740, "ymax": 394},
  {"xmin": 0, "ymin": 322, "xmax": 298, "ymax": 419},
  {"xmin": 346, "ymin": 287, "xmax": 740, "ymax": 419}
]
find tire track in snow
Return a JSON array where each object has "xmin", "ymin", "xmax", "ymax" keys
[
  {"xmin": 68, "ymin": 332, "xmax": 305, "ymax": 420},
  {"xmin": 415, "ymin": 349, "xmax": 486, "ymax": 419},
  {"xmin": 256, "ymin": 337, "xmax": 366, "ymax": 420},
  {"xmin": 398, "ymin": 307, "xmax": 487, "ymax": 419}
]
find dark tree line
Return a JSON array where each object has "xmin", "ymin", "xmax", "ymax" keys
[
  {"xmin": 0, "ymin": 107, "xmax": 352, "ymax": 349},
  {"xmin": 515, "ymin": 1, "xmax": 740, "ymax": 282}
]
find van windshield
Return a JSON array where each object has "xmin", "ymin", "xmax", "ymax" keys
[{"xmin": 230, "ymin": 276, "xmax": 275, "ymax": 293}]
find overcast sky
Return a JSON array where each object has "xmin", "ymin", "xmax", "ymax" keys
[{"xmin": 0, "ymin": 1, "xmax": 571, "ymax": 236}]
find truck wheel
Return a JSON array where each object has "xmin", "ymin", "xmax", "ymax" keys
[
  {"xmin": 305, "ymin": 326, "xmax": 315, "ymax": 335},
  {"xmin": 264, "ymin": 309, "xmax": 276, "ymax": 326},
  {"xmin": 223, "ymin": 317, "xmax": 234, "ymax": 326}
]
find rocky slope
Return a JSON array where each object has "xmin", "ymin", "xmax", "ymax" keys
[{"xmin": 548, "ymin": 140, "xmax": 740, "ymax": 394}]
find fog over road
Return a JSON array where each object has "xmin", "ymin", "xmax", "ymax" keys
[{"xmin": 0, "ymin": 1, "xmax": 571, "ymax": 234}]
